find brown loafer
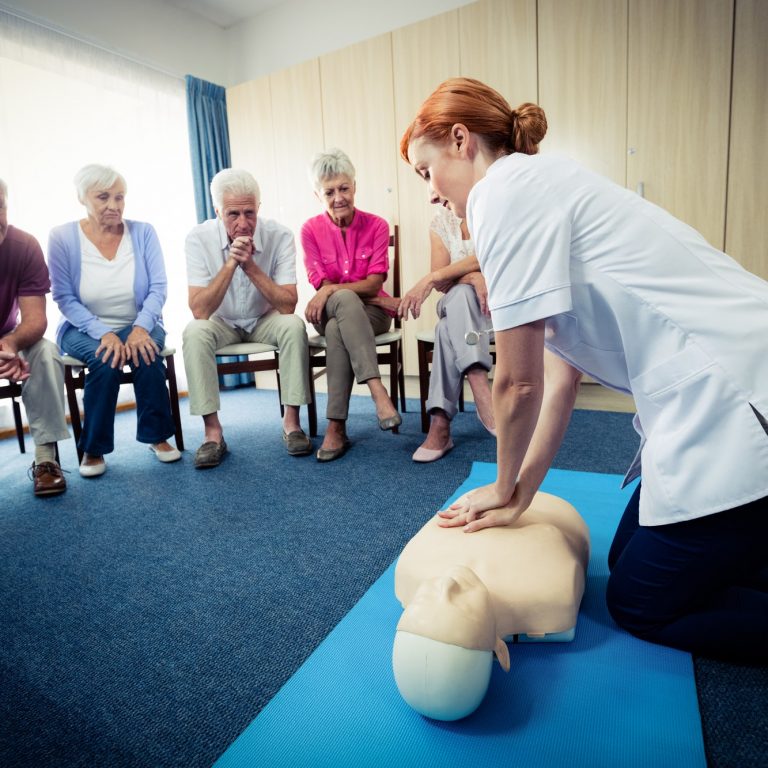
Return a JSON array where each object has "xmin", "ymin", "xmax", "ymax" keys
[
  {"xmin": 194, "ymin": 439, "xmax": 228, "ymax": 469},
  {"xmin": 282, "ymin": 430, "xmax": 313, "ymax": 456},
  {"xmin": 29, "ymin": 461, "xmax": 67, "ymax": 497}
]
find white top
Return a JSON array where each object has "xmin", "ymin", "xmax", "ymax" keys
[
  {"xmin": 468, "ymin": 152, "xmax": 768, "ymax": 525},
  {"xmin": 78, "ymin": 224, "xmax": 137, "ymax": 329},
  {"xmin": 430, "ymin": 205, "xmax": 475, "ymax": 263},
  {"xmin": 185, "ymin": 216, "xmax": 297, "ymax": 333}
]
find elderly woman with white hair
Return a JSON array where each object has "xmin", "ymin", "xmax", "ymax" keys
[
  {"xmin": 48, "ymin": 163, "xmax": 180, "ymax": 477},
  {"xmin": 301, "ymin": 148, "xmax": 401, "ymax": 462}
]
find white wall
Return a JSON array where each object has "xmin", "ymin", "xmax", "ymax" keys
[
  {"xmin": 225, "ymin": 0, "xmax": 477, "ymax": 84},
  {"xmin": 0, "ymin": 0, "xmax": 476, "ymax": 85},
  {"xmin": 0, "ymin": 0, "xmax": 229, "ymax": 82}
]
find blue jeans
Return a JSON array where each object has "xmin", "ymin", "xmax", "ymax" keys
[
  {"xmin": 607, "ymin": 482, "xmax": 768, "ymax": 662},
  {"xmin": 62, "ymin": 325, "xmax": 174, "ymax": 456}
]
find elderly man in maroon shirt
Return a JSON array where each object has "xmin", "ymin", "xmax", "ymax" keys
[{"xmin": 0, "ymin": 178, "xmax": 70, "ymax": 495}]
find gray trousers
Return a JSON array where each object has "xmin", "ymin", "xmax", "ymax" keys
[
  {"xmin": 18, "ymin": 338, "xmax": 70, "ymax": 445},
  {"xmin": 182, "ymin": 312, "xmax": 310, "ymax": 416},
  {"xmin": 314, "ymin": 289, "xmax": 391, "ymax": 420},
  {"xmin": 427, "ymin": 284, "xmax": 492, "ymax": 420}
]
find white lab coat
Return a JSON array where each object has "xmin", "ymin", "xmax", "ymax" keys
[{"xmin": 468, "ymin": 153, "xmax": 768, "ymax": 525}]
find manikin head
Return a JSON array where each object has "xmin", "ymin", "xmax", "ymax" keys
[{"xmin": 392, "ymin": 565, "xmax": 510, "ymax": 721}]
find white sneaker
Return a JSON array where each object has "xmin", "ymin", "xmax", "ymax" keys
[
  {"xmin": 149, "ymin": 444, "xmax": 182, "ymax": 463},
  {"xmin": 79, "ymin": 456, "xmax": 107, "ymax": 477}
]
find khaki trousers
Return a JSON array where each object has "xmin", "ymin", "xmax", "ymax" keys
[
  {"xmin": 182, "ymin": 312, "xmax": 310, "ymax": 416},
  {"xmin": 314, "ymin": 289, "xmax": 391, "ymax": 420},
  {"xmin": 18, "ymin": 338, "xmax": 71, "ymax": 445}
]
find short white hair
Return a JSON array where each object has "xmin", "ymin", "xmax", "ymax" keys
[
  {"xmin": 309, "ymin": 148, "xmax": 356, "ymax": 190},
  {"xmin": 74, "ymin": 164, "xmax": 126, "ymax": 203},
  {"xmin": 0, "ymin": 177, "xmax": 7, "ymax": 199},
  {"xmin": 210, "ymin": 168, "xmax": 260, "ymax": 212}
]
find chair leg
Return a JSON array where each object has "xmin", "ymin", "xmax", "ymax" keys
[
  {"xmin": 417, "ymin": 340, "xmax": 431, "ymax": 434},
  {"xmin": 164, "ymin": 354, "xmax": 185, "ymax": 452},
  {"xmin": 64, "ymin": 365, "xmax": 84, "ymax": 463},
  {"xmin": 397, "ymin": 342, "xmax": 406, "ymax": 413},
  {"xmin": 12, "ymin": 396, "xmax": 25, "ymax": 453},
  {"xmin": 307, "ymin": 366, "xmax": 318, "ymax": 438},
  {"xmin": 275, "ymin": 352, "xmax": 285, "ymax": 418}
]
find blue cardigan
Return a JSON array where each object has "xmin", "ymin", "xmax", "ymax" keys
[{"xmin": 48, "ymin": 219, "xmax": 167, "ymax": 349}]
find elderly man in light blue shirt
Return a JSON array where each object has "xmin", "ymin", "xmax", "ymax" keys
[{"xmin": 182, "ymin": 168, "xmax": 312, "ymax": 468}]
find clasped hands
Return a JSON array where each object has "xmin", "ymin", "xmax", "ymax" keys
[
  {"xmin": 438, "ymin": 481, "xmax": 531, "ymax": 533},
  {"xmin": 97, "ymin": 327, "xmax": 159, "ymax": 368},
  {"xmin": 0, "ymin": 342, "xmax": 30, "ymax": 382}
]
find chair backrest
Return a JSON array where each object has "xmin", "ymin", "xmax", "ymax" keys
[{"xmin": 389, "ymin": 224, "xmax": 402, "ymax": 329}]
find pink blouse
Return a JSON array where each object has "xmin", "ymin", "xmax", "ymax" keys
[{"xmin": 301, "ymin": 209, "xmax": 394, "ymax": 314}]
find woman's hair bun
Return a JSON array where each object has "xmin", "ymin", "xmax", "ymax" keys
[{"xmin": 510, "ymin": 103, "xmax": 547, "ymax": 155}]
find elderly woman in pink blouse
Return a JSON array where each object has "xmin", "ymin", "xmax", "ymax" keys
[{"xmin": 301, "ymin": 149, "xmax": 401, "ymax": 462}]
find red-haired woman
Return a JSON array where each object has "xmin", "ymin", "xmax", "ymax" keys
[{"xmin": 399, "ymin": 77, "xmax": 768, "ymax": 663}]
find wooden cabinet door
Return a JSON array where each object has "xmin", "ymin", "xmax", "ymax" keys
[
  {"xmin": 538, "ymin": 0, "xmax": 628, "ymax": 185},
  {"xmin": 393, "ymin": 11, "xmax": 461, "ymax": 373},
  {"xmin": 459, "ymin": 0, "xmax": 538, "ymax": 106},
  {"xmin": 726, "ymin": 0, "xmax": 768, "ymax": 280},
  {"xmin": 627, "ymin": 0, "xmax": 733, "ymax": 249},
  {"xmin": 319, "ymin": 32, "xmax": 399, "ymax": 232},
  {"xmin": 227, "ymin": 76, "xmax": 279, "ymax": 221}
]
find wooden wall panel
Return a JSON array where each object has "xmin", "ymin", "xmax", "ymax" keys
[
  {"xmin": 627, "ymin": 0, "xmax": 733, "ymax": 249},
  {"xmin": 393, "ymin": 11, "xmax": 461, "ymax": 373},
  {"xmin": 319, "ymin": 33, "xmax": 399, "ymax": 230},
  {"xmin": 538, "ymin": 0, "xmax": 628, "ymax": 185},
  {"xmin": 226, "ymin": 77, "xmax": 279, "ymax": 220},
  {"xmin": 268, "ymin": 59, "xmax": 325, "ymax": 313},
  {"xmin": 726, "ymin": 0, "xmax": 768, "ymax": 279},
  {"xmin": 459, "ymin": 0, "xmax": 538, "ymax": 106}
]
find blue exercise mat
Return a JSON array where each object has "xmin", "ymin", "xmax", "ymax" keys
[{"xmin": 215, "ymin": 465, "xmax": 706, "ymax": 768}]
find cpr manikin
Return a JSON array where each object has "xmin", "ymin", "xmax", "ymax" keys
[{"xmin": 393, "ymin": 491, "xmax": 590, "ymax": 720}]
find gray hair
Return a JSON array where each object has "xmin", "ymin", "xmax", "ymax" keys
[
  {"xmin": 309, "ymin": 148, "xmax": 356, "ymax": 190},
  {"xmin": 0, "ymin": 177, "xmax": 7, "ymax": 200},
  {"xmin": 74, "ymin": 164, "xmax": 127, "ymax": 203},
  {"xmin": 210, "ymin": 168, "xmax": 260, "ymax": 212}
]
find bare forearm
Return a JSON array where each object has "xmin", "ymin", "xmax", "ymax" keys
[
  {"xmin": 244, "ymin": 264, "xmax": 297, "ymax": 313},
  {"xmin": 190, "ymin": 260, "xmax": 237, "ymax": 319},
  {"xmin": 321, "ymin": 276, "xmax": 382, "ymax": 300},
  {"xmin": 493, "ymin": 380, "xmax": 544, "ymax": 500},
  {"xmin": 1, "ymin": 319, "xmax": 46, "ymax": 353}
]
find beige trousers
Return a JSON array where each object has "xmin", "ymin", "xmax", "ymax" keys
[
  {"xmin": 182, "ymin": 312, "xmax": 310, "ymax": 416},
  {"xmin": 18, "ymin": 338, "xmax": 71, "ymax": 445},
  {"xmin": 314, "ymin": 289, "xmax": 391, "ymax": 420}
]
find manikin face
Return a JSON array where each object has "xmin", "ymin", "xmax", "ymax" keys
[
  {"xmin": 219, "ymin": 192, "xmax": 259, "ymax": 241},
  {"xmin": 83, "ymin": 182, "xmax": 126, "ymax": 228},
  {"xmin": 316, "ymin": 174, "xmax": 356, "ymax": 226},
  {"xmin": 0, "ymin": 192, "xmax": 7, "ymax": 247},
  {"xmin": 408, "ymin": 132, "xmax": 476, "ymax": 220}
]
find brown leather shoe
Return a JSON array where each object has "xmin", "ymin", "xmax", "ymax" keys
[{"xmin": 30, "ymin": 461, "xmax": 67, "ymax": 497}]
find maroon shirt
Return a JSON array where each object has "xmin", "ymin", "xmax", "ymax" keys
[{"xmin": 0, "ymin": 225, "xmax": 50, "ymax": 337}]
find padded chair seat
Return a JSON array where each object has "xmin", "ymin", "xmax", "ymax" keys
[
  {"xmin": 61, "ymin": 347, "xmax": 178, "ymax": 367},
  {"xmin": 415, "ymin": 330, "xmax": 435, "ymax": 344},
  {"xmin": 215, "ymin": 342, "xmax": 278, "ymax": 356},
  {"xmin": 308, "ymin": 331, "xmax": 402, "ymax": 349}
]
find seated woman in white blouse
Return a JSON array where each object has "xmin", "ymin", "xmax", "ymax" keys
[
  {"xmin": 399, "ymin": 206, "xmax": 495, "ymax": 463},
  {"xmin": 48, "ymin": 164, "xmax": 180, "ymax": 477}
]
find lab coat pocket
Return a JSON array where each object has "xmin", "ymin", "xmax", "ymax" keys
[{"xmin": 631, "ymin": 345, "xmax": 768, "ymax": 519}]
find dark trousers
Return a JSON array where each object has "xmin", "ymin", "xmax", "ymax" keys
[
  {"xmin": 607, "ymin": 482, "xmax": 768, "ymax": 663},
  {"xmin": 62, "ymin": 325, "xmax": 174, "ymax": 456}
]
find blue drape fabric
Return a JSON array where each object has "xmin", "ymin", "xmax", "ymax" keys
[
  {"xmin": 185, "ymin": 74, "xmax": 231, "ymax": 224},
  {"xmin": 185, "ymin": 75, "xmax": 251, "ymax": 389}
]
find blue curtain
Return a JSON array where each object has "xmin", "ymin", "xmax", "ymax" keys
[
  {"xmin": 185, "ymin": 75, "xmax": 252, "ymax": 389},
  {"xmin": 185, "ymin": 74, "xmax": 231, "ymax": 223}
]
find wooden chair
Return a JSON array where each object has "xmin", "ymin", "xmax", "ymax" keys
[
  {"xmin": 416, "ymin": 330, "xmax": 495, "ymax": 433},
  {"xmin": 306, "ymin": 225, "xmax": 406, "ymax": 437},
  {"xmin": 62, "ymin": 347, "xmax": 185, "ymax": 463},
  {"xmin": 0, "ymin": 378, "xmax": 26, "ymax": 453}
]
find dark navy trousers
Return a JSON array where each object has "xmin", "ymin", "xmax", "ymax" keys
[
  {"xmin": 62, "ymin": 324, "xmax": 174, "ymax": 456},
  {"xmin": 607, "ymin": 482, "xmax": 768, "ymax": 663}
]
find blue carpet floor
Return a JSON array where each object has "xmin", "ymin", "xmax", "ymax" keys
[
  {"xmin": 1, "ymin": 386, "xmax": 765, "ymax": 766},
  {"xmin": 215, "ymin": 464, "xmax": 706, "ymax": 768}
]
